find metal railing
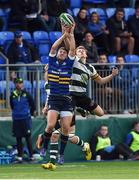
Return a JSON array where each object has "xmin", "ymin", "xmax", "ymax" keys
[{"xmin": 0, "ymin": 62, "xmax": 139, "ymax": 116}]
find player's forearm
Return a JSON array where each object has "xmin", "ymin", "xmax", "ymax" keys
[
  {"xmin": 69, "ymin": 33, "xmax": 76, "ymax": 56},
  {"xmin": 96, "ymin": 74, "xmax": 113, "ymax": 85},
  {"xmin": 101, "ymin": 74, "xmax": 113, "ymax": 84},
  {"xmin": 51, "ymin": 34, "xmax": 66, "ymax": 51},
  {"xmin": 64, "ymin": 37, "xmax": 70, "ymax": 50}
]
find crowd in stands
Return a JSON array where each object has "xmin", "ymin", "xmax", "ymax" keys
[
  {"xmin": 0, "ymin": 0, "xmax": 139, "ymax": 114},
  {"xmin": 0, "ymin": 0, "xmax": 139, "ymax": 56}
]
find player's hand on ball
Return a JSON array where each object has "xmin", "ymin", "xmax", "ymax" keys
[{"xmin": 112, "ymin": 67, "xmax": 118, "ymax": 76}]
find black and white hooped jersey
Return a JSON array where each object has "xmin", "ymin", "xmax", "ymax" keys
[{"xmin": 70, "ymin": 58, "xmax": 99, "ymax": 95}]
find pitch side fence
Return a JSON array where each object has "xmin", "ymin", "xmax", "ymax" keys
[{"xmin": 0, "ymin": 60, "xmax": 139, "ymax": 116}]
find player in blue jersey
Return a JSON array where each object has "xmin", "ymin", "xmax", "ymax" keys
[{"xmin": 41, "ymin": 25, "xmax": 76, "ymax": 170}]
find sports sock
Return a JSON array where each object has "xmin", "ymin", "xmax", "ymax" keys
[
  {"xmin": 16, "ymin": 137, "xmax": 23, "ymax": 157},
  {"xmin": 59, "ymin": 134, "xmax": 69, "ymax": 155},
  {"xmin": 76, "ymin": 136, "xmax": 84, "ymax": 147},
  {"xmin": 43, "ymin": 132, "xmax": 52, "ymax": 150},
  {"xmin": 50, "ymin": 142, "xmax": 59, "ymax": 164}
]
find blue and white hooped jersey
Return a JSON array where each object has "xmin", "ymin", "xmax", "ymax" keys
[{"xmin": 48, "ymin": 54, "xmax": 74, "ymax": 95}]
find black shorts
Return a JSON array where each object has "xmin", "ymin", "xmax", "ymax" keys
[
  {"xmin": 72, "ymin": 95, "xmax": 98, "ymax": 112},
  {"xmin": 12, "ymin": 118, "xmax": 32, "ymax": 137},
  {"xmin": 48, "ymin": 95, "xmax": 74, "ymax": 112}
]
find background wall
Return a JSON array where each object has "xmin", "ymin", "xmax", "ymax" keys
[{"xmin": 0, "ymin": 116, "xmax": 138, "ymax": 161}]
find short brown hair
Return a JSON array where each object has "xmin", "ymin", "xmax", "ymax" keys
[
  {"xmin": 58, "ymin": 46, "xmax": 68, "ymax": 53},
  {"xmin": 76, "ymin": 46, "xmax": 87, "ymax": 52}
]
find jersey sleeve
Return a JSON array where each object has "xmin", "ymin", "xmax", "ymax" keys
[{"xmin": 89, "ymin": 64, "xmax": 99, "ymax": 79}]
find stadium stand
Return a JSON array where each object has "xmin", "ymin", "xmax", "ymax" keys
[
  {"xmin": 106, "ymin": 8, "xmax": 116, "ymax": 18},
  {"xmin": 40, "ymin": 56, "xmax": 49, "ymax": 64},
  {"xmin": 33, "ymin": 31, "xmax": 49, "ymax": 45},
  {"xmin": 124, "ymin": 7, "xmax": 135, "ymax": 20},
  {"xmin": 108, "ymin": 55, "xmax": 116, "ymax": 64},
  {"xmin": 125, "ymin": 55, "xmax": 139, "ymax": 63},
  {"xmin": 83, "ymin": 0, "xmax": 107, "ymax": 3},
  {"xmin": 49, "ymin": 31, "xmax": 62, "ymax": 44},
  {"xmin": 69, "ymin": 0, "xmax": 82, "ymax": 9},
  {"xmin": 0, "ymin": 31, "xmax": 14, "ymax": 46},
  {"xmin": 21, "ymin": 31, "xmax": 32, "ymax": 43},
  {"xmin": 23, "ymin": 80, "xmax": 32, "ymax": 94},
  {"xmin": 38, "ymin": 44, "xmax": 50, "ymax": 56}
]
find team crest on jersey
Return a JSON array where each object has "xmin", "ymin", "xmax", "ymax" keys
[{"xmin": 81, "ymin": 73, "xmax": 88, "ymax": 83}]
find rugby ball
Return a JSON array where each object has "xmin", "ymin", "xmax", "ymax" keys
[{"xmin": 59, "ymin": 13, "xmax": 74, "ymax": 27}]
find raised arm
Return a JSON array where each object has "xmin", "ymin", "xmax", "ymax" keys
[
  {"xmin": 49, "ymin": 32, "xmax": 68, "ymax": 55},
  {"xmin": 68, "ymin": 24, "xmax": 76, "ymax": 58},
  {"xmin": 94, "ymin": 68, "xmax": 118, "ymax": 85}
]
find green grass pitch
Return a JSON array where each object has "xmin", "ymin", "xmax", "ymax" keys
[{"xmin": 0, "ymin": 161, "xmax": 139, "ymax": 179}]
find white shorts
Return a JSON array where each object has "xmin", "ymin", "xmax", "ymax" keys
[{"xmin": 49, "ymin": 110, "xmax": 73, "ymax": 118}]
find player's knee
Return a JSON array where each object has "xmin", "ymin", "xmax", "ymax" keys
[
  {"xmin": 97, "ymin": 110, "xmax": 104, "ymax": 116},
  {"xmin": 93, "ymin": 105, "xmax": 104, "ymax": 116}
]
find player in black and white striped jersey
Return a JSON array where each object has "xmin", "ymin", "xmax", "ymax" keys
[{"xmin": 70, "ymin": 45, "xmax": 119, "ymax": 116}]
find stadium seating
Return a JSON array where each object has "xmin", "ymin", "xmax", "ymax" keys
[
  {"xmin": 72, "ymin": 8, "xmax": 80, "ymax": 16},
  {"xmin": 70, "ymin": 0, "xmax": 82, "ymax": 9},
  {"xmin": 0, "ymin": 31, "xmax": 14, "ymax": 46},
  {"xmin": 23, "ymin": 80, "xmax": 32, "ymax": 94},
  {"xmin": 131, "ymin": 68, "xmax": 139, "ymax": 81},
  {"xmin": 108, "ymin": 55, "xmax": 116, "ymax": 64},
  {"xmin": 33, "ymin": 31, "xmax": 49, "ymax": 45},
  {"xmin": 88, "ymin": 8, "xmax": 107, "ymax": 21},
  {"xmin": 0, "ymin": 56, "xmax": 5, "ymax": 65},
  {"xmin": 124, "ymin": 8, "xmax": 135, "ymax": 20},
  {"xmin": 106, "ymin": 8, "xmax": 116, "ymax": 18},
  {"xmin": 0, "ymin": 80, "xmax": 15, "ymax": 95},
  {"xmin": 84, "ymin": 0, "xmax": 107, "ymax": 3},
  {"xmin": 49, "ymin": 31, "xmax": 62, "ymax": 44},
  {"xmin": 21, "ymin": 31, "xmax": 32, "ymax": 43},
  {"xmin": 40, "ymin": 56, "xmax": 49, "ymax": 64},
  {"xmin": 0, "ymin": 69, "xmax": 6, "ymax": 81},
  {"xmin": 125, "ymin": 55, "xmax": 139, "ymax": 63},
  {"xmin": 38, "ymin": 44, "xmax": 50, "ymax": 56}
]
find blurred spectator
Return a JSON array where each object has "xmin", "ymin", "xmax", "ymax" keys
[
  {"xmin": 88, "ymin": 12, "xmax": 110, "ymax": 54},
  {"xmin": 125, "ymin": 121, "xmax": 139, "ymax": 156},
  {"xmin": 74, "ymin": 8, "xmax": 89, "ymax": 46},
  {"xmin": 94, "ymin": 54, "xmax": 114, "ymax": 113},
  {"xmin": 47, "ymin": 0, "xmax": 67, "ymax": 17},
  {"xmin": 90, "ymin": 125, "xmax": 138, "ymax": 160},
  {"xmin": 128, "ymin": 6, "xmax": 139, "ymax": 54},
  {"xmin": 10, "ymin": 77, "xmax": 36, "ymax": 162},
  {"xmin": 81, "ymin": 31, "xmax": 99, "ymax": 63},
  {"xmin": 0, "ymin": 17, "xmax": 4, "ymax": 31},
  {"xmin": 46, "ymin": 0, "xmax": 67, "ymax": 31},
  {"xmin": 106, "ymin": 8, "xmax": 135, "ymax": 55},
  {"xmin": 7, "ymin": 31, "xmax": 40, "ymax": 80},
  {"xmin": 36, "ymin": 0, "xmax": 56, "ymax": 32},
  {"xmin": 9, "ymin": 0, "xmax": 39, "ymax": 31},
  {"xmin": 114, "ymin": 55, "xmax": 132, "ymax": 113}
]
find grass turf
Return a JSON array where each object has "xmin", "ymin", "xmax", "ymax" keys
[{"xmin": 0, "ymin": 161, "xmax": 139, "ymax": 179}]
